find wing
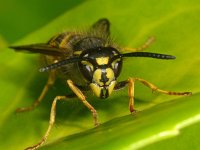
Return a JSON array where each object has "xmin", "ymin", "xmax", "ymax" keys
[
  {"xmin": 92, "ymin": 18, "xmax": 110, "ymax": 37},
  {"xmin": 9, "ymin": 43, "xmax": 68, "ymax": 56}
]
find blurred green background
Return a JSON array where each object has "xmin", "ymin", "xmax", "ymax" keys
[
  {"xmin": 0, "ymin": 0, "xmax": 200, "ymax": 150},
  {"xmin": 0, "ymin": 0, "xmax": 85, "ymax": 43}
]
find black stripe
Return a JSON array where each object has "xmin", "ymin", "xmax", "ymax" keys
[{"xmin": 121, "ymin": 52, "xmax": 176, "ymax": 59}]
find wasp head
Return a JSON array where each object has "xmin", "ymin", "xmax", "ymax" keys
[
  {"xmin": 38, "ymin": 45, "xmax": 175, "ymax": 99},
  {"xmin": 78, "ymin": 47, "xmax": 122, "ymax": 99}
]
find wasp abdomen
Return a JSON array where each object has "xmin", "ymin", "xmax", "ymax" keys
[{"xmin": 48, "ymin": 32, "xmax": 82, "ymax": 49}]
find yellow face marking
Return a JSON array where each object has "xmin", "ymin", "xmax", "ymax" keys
[
  {"xmin": 92, "ymin": 68, "xmax": 115, "ymax": 86},
  {"xmin": 90, "ymin": 83, "xmax": 101, "ymax": 97},
  {"xmin": 105, "ymin": 68, "xmax": 115, "ymax": 85},
  {"xmin": 93, "ymin": 69, "xmax": 104, "ymax": 86},
  {"xmin": 90, "ymin": 67, "xmax": 116, "ymax": 98},
  {"xmin": 90, "ymin": 79, "xmax": 116, "ymax": 98},
  {"xmin": 108, "ymin": 81, "xmax": 116, "ymax": 95},
  {"xmin": 96, "ymin": 57, "xmax": 109, "ymax": 65}
]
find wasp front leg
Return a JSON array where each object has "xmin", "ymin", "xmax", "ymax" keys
[
  {"xmin": 16, "ymin": 71, "xmax": 56, "ymax": 113},
  {"xmin": 114, "ymin": 80, "xmax": 136, "ymax": 113},
  {"xmin": 67, "ymin": 80, "xmax": 99, "ymax": 126},
  {"xmin": 130, "ymin": 77, "xmax": 192, "ymax": 96},
  {"xmin": 115, "ymin": 78, "xmax": 192, "ymax": 114},
  {"xmin": 115, "ymin": 79, "xmax": 137, "ymax": 113}
]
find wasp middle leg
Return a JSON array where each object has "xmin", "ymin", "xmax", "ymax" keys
[{"xmin": 16, "ymin": 71, "xmax": 56, "ymax": 113}]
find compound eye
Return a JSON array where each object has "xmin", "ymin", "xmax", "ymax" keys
[
  {"xmin": 111, "ymin": 58, "xmax": 122, "ymax": 78},
  {"xmin": 79, "ymin": 60, "xmax": 94, "ymax": 81},
  {"xmin": 81, "ymin": 61, "xmax": 94, "ymax": 72},
  {"xmin": 112, "ymin": 61, "xmax": 119, "ymax": 70}
]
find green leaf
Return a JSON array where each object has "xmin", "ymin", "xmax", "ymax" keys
[
  {"xmin": 0, "ymin": 0, "xmax": 200, "ymax": 150},
  {"xmin": 40, "ymin": 94, "xmax": 200, "ymax": 150}
]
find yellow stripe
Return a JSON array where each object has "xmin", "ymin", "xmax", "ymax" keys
[
  {"xmin": 73, "ymin": 50, "xmax": 82, "ymax": 55},
  {"xmin": 59, "ymin": 33, "xmax": 73, "ymax": 48},
  {"xmin": 48, "ymin": 34, "xmax": 60, "ymax": 47}
]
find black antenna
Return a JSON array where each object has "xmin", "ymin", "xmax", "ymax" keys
[
  {"xmin": 121, "ymin": 52, "xmax": 176, "ymax": 59},
  {"xmin": 39, "ymin": 57, "xmax": 82, "ymax": 72}
]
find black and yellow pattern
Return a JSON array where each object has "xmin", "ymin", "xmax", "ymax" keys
[{"xmin": 10, "ymin": 18, "xmax": 191, "ymax": 150}]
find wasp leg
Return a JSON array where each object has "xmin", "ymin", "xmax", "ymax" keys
[
  {"xmin": 127, "ymin": 77, "xmax": 192, "ymax": 113},
  {"xmin": 25, "ymin": 96, "xmax": 67, "ymax": 150},
  {"xmin": 114, "ymin": 81, "xmax": 129, "ymax": 91},
  {"xmin": 127, "ymin": 78, "xmax": 136, "ymax": 113},
  {"xmin": 123, "ymin": 36, "xmax": 155, "ymax": 52},
  {"xmin": 16, "ymin": 71, "xmax": 56, "ymax": 113},
  {"xmin": 67, "ymin": 79, "xmax": 99, "ymax": 126},
  {"xmin": 131, "ymin": 77, "xmax": 192, "ymax": 95},
  {"xmin": 114, "ymin": 80, "xmax": 136, "ymax": 113}
]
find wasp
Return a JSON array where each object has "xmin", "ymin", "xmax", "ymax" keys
[{"xmin": 10, "ymin": 18, "xmax": 191, "ymax": 150}]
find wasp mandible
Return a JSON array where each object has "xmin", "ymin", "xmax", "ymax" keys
[{"xmin": 10, "ymin": 18, "xmax": 191, "ymax": 150}]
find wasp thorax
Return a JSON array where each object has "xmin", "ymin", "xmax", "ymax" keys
[{"xmin": 78, "ymin": 47, "xmax": 122, "ymax": 99}]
